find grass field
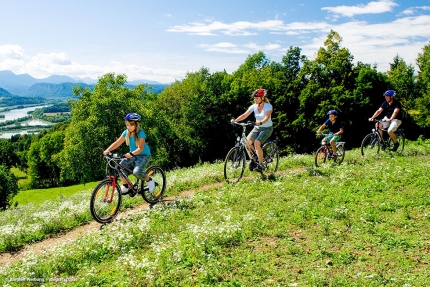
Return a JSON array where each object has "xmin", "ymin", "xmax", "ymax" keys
[{"xmin": 1, "ymin": 140, "xmax": 430, "ymax": 286}]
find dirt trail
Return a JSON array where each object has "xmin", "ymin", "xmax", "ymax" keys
[{"xmin": 0, "ymin": 168, "xmax": 304, "ymax": 267}]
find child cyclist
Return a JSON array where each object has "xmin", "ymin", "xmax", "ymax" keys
[
  {"xmin": 316, "ymin": 110, "xmax": 344, "ymax": 155},
  {"xmin": 103, "ymin": 112, "xmax": 155, "ymax": 195}
]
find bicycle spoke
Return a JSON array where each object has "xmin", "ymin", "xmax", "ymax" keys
[
  {"xmin": 361, "ymin": 133, "xmax": 380, "ymax": 156},
  {"xmin": 141, "ymin": 166, "xmax": 167, "ymax": 204},
  {"xmin": 315, "ymin": 146, "xmax": 328, "ymax": 167},
  {"xmin": 262, "ymin": 142, "xmax": 279, "ymax": 175},
  {"xmin": 90, "ymin": 179, "xmax": 122, "ymax": 224}
]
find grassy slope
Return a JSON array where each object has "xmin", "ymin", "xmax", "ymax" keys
[{"xmin": 1, "ymin": 141, "xmax": 430, "ymax": 286}]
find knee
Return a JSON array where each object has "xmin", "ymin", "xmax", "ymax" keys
[{"xmin": 254, "ymin": 140, "xmax": 262, "ymax": 148}]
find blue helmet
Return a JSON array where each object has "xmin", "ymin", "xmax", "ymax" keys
[
  {"xmin": 327, "ymin": 110, "xmax": 338, "ymax": 116},
  {"xmin": 124, "ymin": 112, "xmax": 141, "ymax": 122},
  {"xmin": 383, "ymin": 90, "xmax": 396, "ymax": 97}
]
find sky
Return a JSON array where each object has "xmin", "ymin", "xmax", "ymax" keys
[{"xmin": 0, "ymin": 0, "xmax": 430, "ymax": 84}]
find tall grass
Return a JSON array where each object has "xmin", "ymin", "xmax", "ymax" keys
[{"xmin": 1, "ymin": 140, "xmax": 430, "ymax": 286}]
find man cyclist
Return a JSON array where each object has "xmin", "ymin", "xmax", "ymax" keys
[
  {"xmin": 369, "ymin": 90, "xmax": 402, "ymax": 151},
  {"xmin": 231, "ymin": 89, "xmax": 273, "ymax": 172}
]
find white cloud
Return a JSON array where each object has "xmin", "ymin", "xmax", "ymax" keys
[
  {"xmin": 321, "ymin": 0, "xmax": 398, "ymax": 17},
  {"xmin": 0, "ymin": 45, "xmax": 25, "ymax": 59}
]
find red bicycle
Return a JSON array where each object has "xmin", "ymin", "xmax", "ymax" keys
[{"xmin": 314, "ymin": 133, "xmax": 346, "ymax": 167}]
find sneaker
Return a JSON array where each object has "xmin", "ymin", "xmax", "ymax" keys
[
  {"xmin": 390, "ymin": 142, "xmax": 399, "ymax": 151},
  {"xmin": 147, "ymin": 178, "xmax": 155, "ymax": 193},
  {"xmin": 254, "ymin": 163, "xmax": 264, "ymax": 172},
  {"xmin": 121, "ymin": 185, "xmax": 130, "ymax": 194}
]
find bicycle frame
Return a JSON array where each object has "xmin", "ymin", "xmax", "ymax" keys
[
  {"xmin": 361, "ymin": 119, "xmax": 405, "ymax": 156},
  {"xmin": 233, "ymin": 122, "xmax": 256, "ymax": 161}
]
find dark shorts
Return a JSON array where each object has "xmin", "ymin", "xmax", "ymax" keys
[{"xmin": 247, "ymin": 126, "xmax": 273, "ymax": 144}]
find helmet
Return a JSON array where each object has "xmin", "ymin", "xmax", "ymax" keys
[
  {"xmin": 251, "ymin": 89, "xmax": 267, "ymax": 98},
  {"xmin": 383, "ymin": 90, "xmax": 396, "ymax": 97},
  {"xmin": 327, "ymin": 110, "xmax": 338, "ymax": 116},
  {"xmin": 124, "ymin": 112, "xmax": 141, "ymax": 122}
]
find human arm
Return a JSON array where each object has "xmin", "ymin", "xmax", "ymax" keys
[
  {"xmin": 334, "ymin": 127, "xmax": 344, "ymax": 136},
  {"xmin": 256, "ymin": 109, "xmax": 273, "ymax": 126},
  {"xmin": 369, "ymin": 107, "xmax": 383, "ymax": 121},
  {"xmin": 103, "ymin": 136, "xmax": 125, "ymax": 155},
  {"xmin": 124, "ymin": 137, "xmax": 145, "ymax": 158},
  {"xmin": 231, "ymin": 109, "xmax": 253, "ymax": 122},
  {"xmin": 316, "ymin": 124, "xmax": 326, "ymax": 134},
  {"xmin": 385, "ymin": 108, "xmax": 400, "ymax": 122}
]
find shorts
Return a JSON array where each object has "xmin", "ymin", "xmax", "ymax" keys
[
  {"xmin": 323, "ymin": 134, "xmax": 342, "ymax": 143},
  {"xmin": 120, "ymin": 154, "xmax": 151, "ymax": 180},
  {"xmin": 247, "ymin": 125, "xmax": 273, "ymax": 144},
  {"xmin": 380, "ymin": 119, "xmax": 402, "ymax": 132}
]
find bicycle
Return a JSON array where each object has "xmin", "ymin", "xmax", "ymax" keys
[
  {"xmin": 361, "ymin": 119, "xmax": 405, "ymax": 156},
  {"xmin": 314, "ymin": 133, "xmax": 346, "ymax": 167},
  {"xmin": 90, "ymin": 152, "xmax": 166, "ymax": 224},
  {"xmin": 224, "ymin": 121, "xmax": 279, "ymax": 182}
]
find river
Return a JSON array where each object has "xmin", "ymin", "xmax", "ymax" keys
[{"xmin": 0, "ymin": 105, "xmax": 53, "ymax": 139}]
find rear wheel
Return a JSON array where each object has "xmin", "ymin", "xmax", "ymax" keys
[
  {"xmin": 141, "ymin": 166, "xmax": 167, "ymax": 204},
  {"xmin": 314, "ymin": 146, "xmax": 328, "ymax": 167},
  {"xmin": 335, "ymin": 143, "xmax": 346, "ymax": 164},
  {"xmin": 90, "ymin": 178, "xmax": 122, "ymax": 224},
  {"xmin": 224, "ymin": 147, "xmax": 246, "ymax": 183},
  {"xmin": 262, "ymin": 141, "xmax": 279, "ymax": 175},
  {"xmin": 361, "ymin": 133, "xmax": 380, "ymax": 156},
  {"xmin": 387, "ymin": 132, "xmax": 405, "ymax": 153}
]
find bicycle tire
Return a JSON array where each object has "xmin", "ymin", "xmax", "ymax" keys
[
  {"xmin": 141, "ymin": 166, "xmax": 167, "ymax": 204},
  {"xmin": 224, "ymin": 146, "xmax": 246, "ymax": 183},
  {"xmin": 314, "ymin": 146, "xmax": 327, "ymax": 167},
  {"xmin": 90, "ymin": 178, "xmax": 122, "ymax": 224},
  {"xmin": 361, "ymin": 133, "xmax": 381, "ymax": 156},
  {"xmin": 262, "ymin": 141, "xmax": 279, "ymax": 175},
  {"xmin": 335, "ymin": 142, "xmax": 346, "ymax": 164}
]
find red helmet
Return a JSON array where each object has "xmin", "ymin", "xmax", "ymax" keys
[{"xmin": 252, "ymin": 89, "xmax": 266, "ymax": 98}]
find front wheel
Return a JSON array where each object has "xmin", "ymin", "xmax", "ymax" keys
[
  {"xmin": 140, "ymin": 166, "xmax": 167, "ymax": 204},
  {"xmin": 314, "ymin": 146, "xmax": 327, "ymax": 167},
  {"xmin": 224, "ymin": 147, "xmax": 246, "ymax": 183},
  {"xmin": 262, "ymin": 141, "xmax": 279, "ymax": 176},
  {"xmin": 361, "ymin": 133, "xmax": 380, "ymax": 156},
  {"xmin": 90, "ymin": 178, "xmax": 122, "ymax": 224}
]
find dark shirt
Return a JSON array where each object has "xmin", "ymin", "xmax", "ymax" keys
[
  {"xmin": 380, "ymin": 99, "xmax": 402, "ymax": 120},
  {"xmin": 324, "ymin": 119, "xmax": 343, "ymax": 134}
]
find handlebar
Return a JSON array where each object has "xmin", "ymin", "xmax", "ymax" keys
[
  {"xmin": 104, "ymin": 152, "xmax": 125, "ymax": 160},
  {"xmin": 230, "ymin": 121, "xmax": 255, "ymax": 127}
]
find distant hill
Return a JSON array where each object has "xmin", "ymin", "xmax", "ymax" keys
[
  {"xmin": 0, "ymin": 87, "xmax": 13, "ymax": 97},
  {"xmin": 0, "ymin": 70, "xmax": 168, "ymax": 97},
  {"xmin": 20, "ymin": 82, "xmax": 93, "ymax": 98}
]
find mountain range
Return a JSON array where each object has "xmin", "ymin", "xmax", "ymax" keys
[{"xmin": 0, "ymin": 70, "xmax": 167, "ymax": 98}]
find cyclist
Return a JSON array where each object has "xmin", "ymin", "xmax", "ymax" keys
[
  {"xmin": 369, "ymin": 90, "xmax": 402, "ymax": 151},
  {"xmin": 231, "ymin": 88, "xmax": 273, "ymax": 172},
  {"xmin": 103, "ymin": 112, "xmax": 155, "ymax": 194},
  {"xmin": 316, "ymin": 110, "xmax": 344, "ymax": 156}
]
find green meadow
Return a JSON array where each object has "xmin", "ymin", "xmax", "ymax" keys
[{"xmin": 1, "ymin": 140, "xmax": 430, "ymax": 286}]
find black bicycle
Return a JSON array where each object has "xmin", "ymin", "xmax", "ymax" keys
[
  {"xmin": 224, "ymin": 121, "xmax": 279, "ymax": 182},
  {"xmin": 90, "ymin": 153, "xmax": 166, "ymax": 224},
  {"xmin": 314, "ymin": 133, "xmax": 346, "ymax": 167},
  {"xmin": 361, "ymin": 119, "xmax": 405, "ymax": 156}
]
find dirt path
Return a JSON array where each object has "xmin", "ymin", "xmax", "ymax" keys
[{"xmin": 0, "ymin": 168, "xmax": 304, "ymax": 267}]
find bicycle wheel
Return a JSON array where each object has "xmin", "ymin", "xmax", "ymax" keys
[
  {"xmin": 262, "ymin": 141, "xmax": 279, "ymax": 175},
  {"xmin": 387, "ymin": 132, "xmax": 405, "ymax": 153},
  {"xmin": 140, "ymin": 166, "xmax": 167, "ymax": 204},
  {"xmin": 90, "ymin": 178, "xmax": 122, "ymax": 224},
  {"xmin": 314, "ymin": 146, "xmax": 328, "ymax": 167},
  {"xmin": 361, "ymin": 133, "xmax": 381, "ymax": 156},
  {"xmin": 335, "ymin": 142, "xmax": 346, "ymax": 164},
  {"xmin": 224, "ymin": 146, "xmax": 246, "ymax": 183}
]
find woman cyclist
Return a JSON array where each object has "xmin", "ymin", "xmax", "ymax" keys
[
  {"xmin": 231, "ymin": 89, "xmax": 273, "ymax": 172},
  {"xmin": 103, "ymin": 112, "xmax": 155, "ymax": 195}
]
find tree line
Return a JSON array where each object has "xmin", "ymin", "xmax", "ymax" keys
[{"xmin": 1, "ymin": 30, "xmax": 430, "ymax": 210}]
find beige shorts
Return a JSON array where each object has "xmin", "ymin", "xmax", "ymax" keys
[{"xmin": 381, "ymin": 118, "xmax": 402, "ymax": 132}]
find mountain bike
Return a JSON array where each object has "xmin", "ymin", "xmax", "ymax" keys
[
  {"xmin": 314, "ymin": 133, "xmax": 346, "ymax": 167},
  {"xmin": 361, "ymin": 119, "xmax": 405, "ymax": 156},
  {"xmin": 224, "ymin": 121, "xmax": 279, "ymax": 182},
  {"xmin": 90, "ymin": 152, "xmax": 166, "ymax": 224}
]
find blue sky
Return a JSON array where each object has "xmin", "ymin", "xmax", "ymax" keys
[{"xmin": 1, "ymin": 0, "xmax": 429, "ymax": 84}]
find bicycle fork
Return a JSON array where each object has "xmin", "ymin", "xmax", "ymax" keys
[{"xmin": 103, "ymin": 175, "xmax": 118, "ymax": 203}]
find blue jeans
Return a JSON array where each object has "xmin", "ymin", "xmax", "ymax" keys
[{"xmin": 120, "ymin": 154, "xmax": 151, "ymax": 180}]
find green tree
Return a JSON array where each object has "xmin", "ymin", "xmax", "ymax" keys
[
  {"xmin": 412, "ymin": 42, "xmax": 430, "ymax": 133},
  {"xmin": 0, "ymin": 139, "xmax": 20, "ymax": 168},
  {"xmin": 0, "ymin": 165, "xmax": 18, "ymax": 210},
  {"xmin": 58, "ymin": 73, "xmax": 156, "ymax": 183}
]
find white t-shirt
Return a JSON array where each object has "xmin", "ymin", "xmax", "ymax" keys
[{"xmin": 248, "ymin": 102, "xmax": 273, "ymax": 127}]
